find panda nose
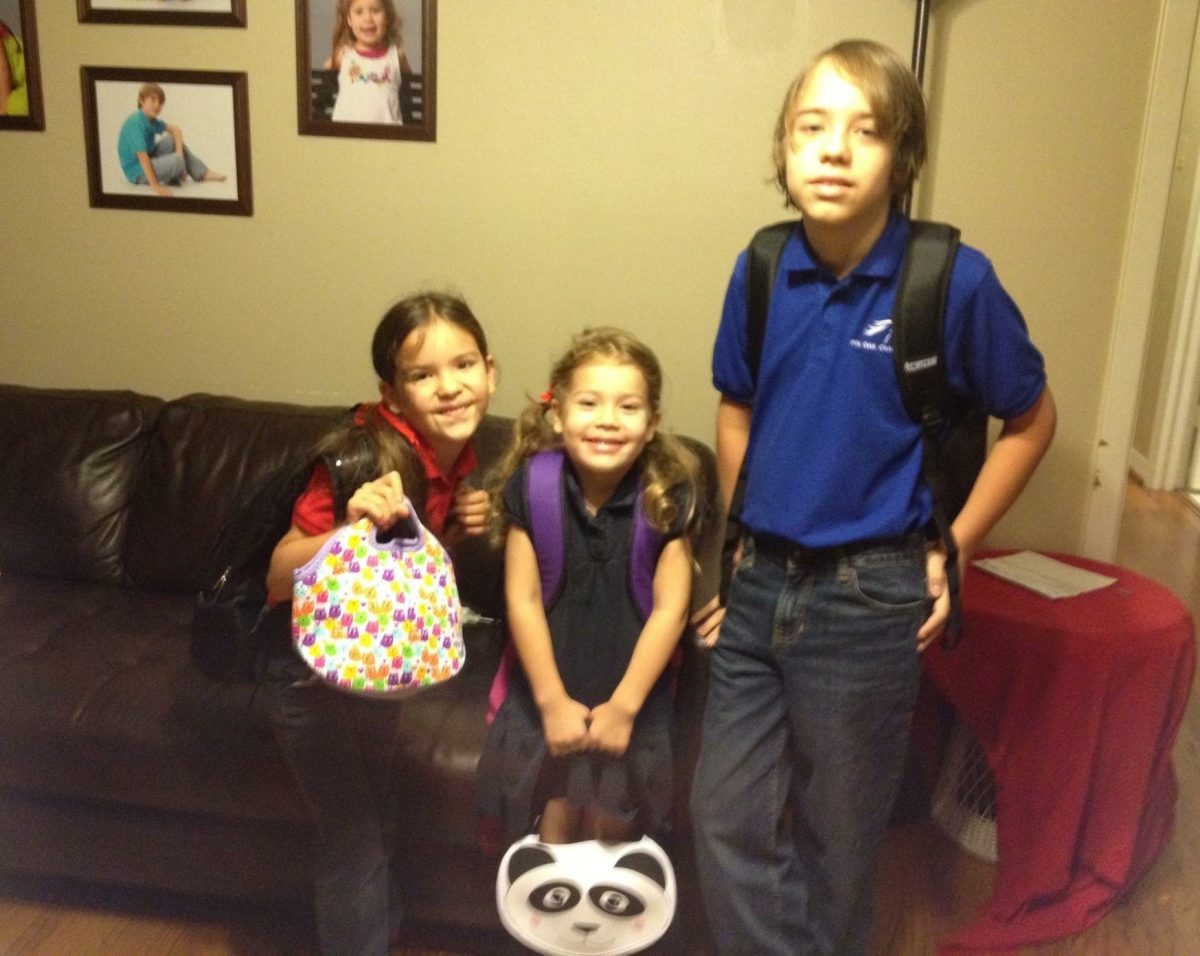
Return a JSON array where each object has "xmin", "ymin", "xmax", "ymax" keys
[{"xmin": 573, "ymin": 922, "xmax": 601, "ymax": 936}]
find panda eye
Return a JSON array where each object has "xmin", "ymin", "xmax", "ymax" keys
[
  {"xmin": 589, "ymin": 885, "xmax": 645, "ymax": 917},
  {"xmin": 530, "ymin": 881, "xmax": 581, "ymax": 913}
]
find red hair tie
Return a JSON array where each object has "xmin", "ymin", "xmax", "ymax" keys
[{"xmin": 538, "ymin": 387, "xmax": 554, "ymax": 405}]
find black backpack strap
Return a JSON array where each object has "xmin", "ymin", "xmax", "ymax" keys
[
  {"xmin": 891, "ymin": 221, "xmax": 960, "ymax": 424},
  {"xmin": 891, "ymin": 220, "xmax": 966, "ymax": 643},
  {"xmin": 720, "ymin": 220, "xmax": 799, "ymax": 602},
  {"xmin": 744, "ymin": 220, "xmax": 798, "ymax": 381}
]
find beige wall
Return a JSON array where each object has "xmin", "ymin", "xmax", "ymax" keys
[{"xmin": 0, "ymin": 1, "xmax": 1165, "ymax": 554}]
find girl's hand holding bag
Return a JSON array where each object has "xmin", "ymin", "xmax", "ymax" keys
[{"xmin": 291, "ymin": 502, "xmax": 465, "ymax": 696}]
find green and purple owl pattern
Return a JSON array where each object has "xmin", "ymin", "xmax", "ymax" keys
[{"xmin": 292, "ymin": 518, "xmax": 464, "ymax": 694}]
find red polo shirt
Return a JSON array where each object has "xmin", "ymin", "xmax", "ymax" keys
[{"xmin": 291, "ymin": 404, "xmax": 478, "ymax": 538}]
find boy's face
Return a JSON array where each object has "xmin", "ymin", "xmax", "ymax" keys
[
  {"xmin": 784, "ymin": 59, "xmax": 896, "ymax": 236},
  {"xmin": 140, "ymin": 95, "xmax": 163, "ymax": 119}
]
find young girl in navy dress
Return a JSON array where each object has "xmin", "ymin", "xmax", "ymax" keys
[{"xmin": 479, "ymin": 327, "xmax": 697, "ymax": 846}]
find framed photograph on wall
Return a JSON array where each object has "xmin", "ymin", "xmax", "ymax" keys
[
  {"xmin": 81, "ymin": 67, "xmax": 253, "ymax": 217},
  {"xmin": 77, "ymin": 0, "xmax": 246, "ymax": 28},
  {"xmin": 1, "ymin": 0, "xmax": 45, "ymax": 131},
  {"xmin": 296, "ymin": 0, "xmax": 436, "ymax": 142}
]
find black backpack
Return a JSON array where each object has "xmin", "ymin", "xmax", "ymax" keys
[
  {"xmin": 722, "ymin": 218, "xmax": 986, "ymax": 642},
  {"xmin": 191, "ymin": 429, "xmax": 380, "ymax": 682}
]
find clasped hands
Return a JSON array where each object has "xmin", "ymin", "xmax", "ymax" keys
[{"xmin": 540, "ymin": 695, "xmax": 635, "ymax": 758}]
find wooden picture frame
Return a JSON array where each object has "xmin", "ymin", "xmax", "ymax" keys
[
  {"xmin": 77, "ymin": 0, "xmax": 246, "ymax": 28},
  {"xmin": 81, "ymin": 66, "xmax": 253, "ymax": 217},
  {"xmin": 296, "ymin": 0, "xmax": 436, "ymax": 142},
  {"xmin": 0, "ymin": 0, "xmax": 45, "ymax": 131}
]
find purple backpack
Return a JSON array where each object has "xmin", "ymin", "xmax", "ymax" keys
[{"xmin": 485, "ymin": 450, "xmax": 665, "ymax": 722}]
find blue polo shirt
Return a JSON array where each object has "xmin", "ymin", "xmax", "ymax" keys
[
  {"xmin": 117, "ymin": 109, "xmax": 166, "ymax": 183},
  {"xmin": 712, "ymin": 213, "xmax": 1046, "ymax": 548}
]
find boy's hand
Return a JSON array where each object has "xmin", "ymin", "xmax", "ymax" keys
[
  {"xmin": 586, "ymin": 700, "xmax": 635, "ymax": 756},
  {"xmin": 540, "ymin": 695, "xmax": 590, "ymax": 757},
  {"xmin": 347, "ymin": 471, "xmax": 409, "ymax": 529},
  {"xmin": 918, "ymin": 545, "xmax": 950, "ymax": 651},
  {"xmin": 690, "ymin": 595, "xmax": 725, "ymax": 647}
]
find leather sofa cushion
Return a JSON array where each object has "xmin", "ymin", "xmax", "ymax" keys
[
  {"xmin": 0, "ymin": 570, "xmax": 505, "ymax": 832},
  {"xmin": 0, "ymin": 386, "xmax": 163, "ymax": 586}
]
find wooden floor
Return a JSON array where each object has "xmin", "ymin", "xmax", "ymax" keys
[{"xmin": 1, "ymin": 480, "xmax": 1198, "ymax": 955}]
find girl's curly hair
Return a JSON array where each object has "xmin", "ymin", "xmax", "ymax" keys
[{"xmin": 488, "ymin": 327, "xmax": 698, "ymax": 545}]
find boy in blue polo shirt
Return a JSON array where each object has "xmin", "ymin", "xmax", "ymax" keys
[
  {"xmin": 117, "ymin": 83, "xmax": 226, "ymax": 197},
  {"xmin": 690, "ymin": 38, "xmax": 1056, "ymax": 956}
]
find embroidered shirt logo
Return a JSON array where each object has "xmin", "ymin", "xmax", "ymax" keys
[{"xmin": 850, "ymin": 317, "xmax": 893, "ymax": 354}]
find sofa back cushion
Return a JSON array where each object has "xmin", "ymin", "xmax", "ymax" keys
[
  {"xmin": 123, "ymin": 394, "xmax": 345, "ymax": 594},
  {"xmin": 0, "ymin": 385, "xmax": 164, "ymax": 585}
]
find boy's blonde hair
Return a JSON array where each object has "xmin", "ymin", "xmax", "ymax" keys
[
  {"xmin": 772, "ymin": 38, "xmax": 927, "ymax": 211},
  {"xmin": 137, "ymin": 83, "xmax": 165, "ymax": 107},
  {"xmin": 489, "ymin": 327, "xmax": 698, "ymax": 541}
]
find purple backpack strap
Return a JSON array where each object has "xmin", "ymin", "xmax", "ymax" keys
[
  {"xmin": 526, "ymin": 450, "xmax": 567, "ymax": 606},
  {"xmin": 486, "ymin": 451, "xmax": 668, "ymax": 724},
  {"xmin": 629, "ymin": 491, "xmax": 661, "ymax": 619},
  {"xmin": 530, "ymin": 448, "xmax": 659, "ymax": 617},
  {"xmin": 487, "ymin": 451, "xmax": 567, "ymax": 724},
  {"xmin": 526, "ymin": 447, "xmax": 662, "ymax": 616},
  {"xmin": 630, "ymin": 483, "xmax": 681, "ymax": 695}
]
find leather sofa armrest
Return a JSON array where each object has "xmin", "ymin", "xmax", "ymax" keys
[{"xmin": 0, "ymin": 385, "xmax": 163, "ymax": 585}]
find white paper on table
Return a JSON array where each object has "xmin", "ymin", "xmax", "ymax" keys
[{"xmin": 971, "ymin": 550, "xmax": 1117, "ymax": 599}]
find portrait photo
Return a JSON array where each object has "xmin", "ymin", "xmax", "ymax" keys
[
  {"xmin": 296, "ymin": 0, "xmax": 436, "ymax": 142},
  {"xmin": 0, "ymin": 0, "xmax": 44, "ymax": 130},
  {"xmin": 81, "ymin": 67, "xmax": 252, "ymax": 216},
  {"xmin": 77, "ymin": 0, "xmax": 246, "ymax": 28}
]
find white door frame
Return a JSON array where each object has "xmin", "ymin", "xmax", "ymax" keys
[
  {"xmin": 1081, "ymin": 0, "xmax": 1200, "ymax": 558},
  {"xmin": 1146, "ymin": 8, "xmax": 1200, "ymax": 495},
  {"xmin": 1147, "ymin": 160, "xmax": 1200, "ymax": 494}
]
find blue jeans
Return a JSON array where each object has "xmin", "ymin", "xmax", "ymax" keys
[
  {"xmin": 137, "ymin": 134, "xmax": 209, "ymax": 185},
  {"xmin": 690, "ymin": 534, "xmax": 927, "ymax": 956},
  {"xmin": 264, "ymin": 653, "xmax": 405, "ymax": 956}
]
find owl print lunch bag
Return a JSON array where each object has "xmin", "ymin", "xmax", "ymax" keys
[{"xmin": 291, "ymin": 507, "xmax": 464, "ymax": 697}]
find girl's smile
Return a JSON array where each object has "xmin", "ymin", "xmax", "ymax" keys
[
  {"xmin": 551, "ymin": 359, "xmax": 658, "ymax": 508},
  {"xmin": 347, "ymin": 0, "xmax": 388, "ymax": 51},
  {"xmin": 380, "ymin": 318, "xmax": 495, "ymax": 474}
]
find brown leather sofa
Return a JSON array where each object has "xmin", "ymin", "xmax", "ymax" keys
[{"xmin": 0, "ymin": 384, "xmax": 719, "ymax": 946}]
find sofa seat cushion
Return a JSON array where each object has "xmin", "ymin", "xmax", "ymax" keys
[
  {"xmin": 0, "ymin": 574, "xmax": 507, "ymax": 848},
  {"xmin": 387, "ymin": 615, "xmax": 504, "ymax": 848},
  {"xmin": 0, "ymin": 575, "xmax": 304, "ymax": 822}
]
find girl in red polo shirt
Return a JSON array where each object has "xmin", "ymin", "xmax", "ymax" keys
[{"xmin": 263, "ymin": 291, "xmax": 495, "ymax": 956}]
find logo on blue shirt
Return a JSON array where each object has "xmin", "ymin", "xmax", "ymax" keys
[{"xmin": 850, "ymin": 317, "xmax": 893, "ymax": 354}]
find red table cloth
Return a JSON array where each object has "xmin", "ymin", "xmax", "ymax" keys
[{"xmin": 924, "ymin": 552, "xmax": 1196, "ymax": 954}]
